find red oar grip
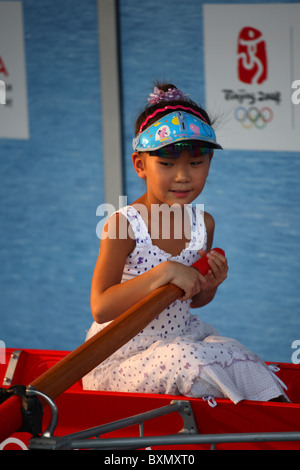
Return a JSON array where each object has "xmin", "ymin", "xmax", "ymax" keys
[{"xmin": 192, "ymin": 248, "xmax": 225, "ymax": 275}]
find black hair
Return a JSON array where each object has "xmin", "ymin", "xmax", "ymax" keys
[{"xmin": 135, "ymin": 81, "xmax": 212, "ymax": 135}]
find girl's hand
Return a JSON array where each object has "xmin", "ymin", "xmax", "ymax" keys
[
  {"xmin": 190, "ymin": 249, "xmax": 228, "ymax": 308},
  {"xmin": 164, "ymin": 261, "xmax": 207, "ymax": 301},
  {"xmin": 204, "ymin": 249, "xmax": 228, "ymax": 288}
]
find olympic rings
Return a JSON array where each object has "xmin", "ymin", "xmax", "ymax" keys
[{"xmin": 234, "ymin": 106, "xmax": 273, "ymax": 129}]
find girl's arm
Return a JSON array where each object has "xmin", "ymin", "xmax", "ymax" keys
[{"xmin": 90, "ymin": 213, "xmax": 207, "ymax": 324}]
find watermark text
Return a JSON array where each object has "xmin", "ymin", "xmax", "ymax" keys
[
  {"xmin": 291, "ymin": 340, "xmax": 300, "ymax": 364},
  {"xmin": 0, "ymin": 80, "xmax": 5, "ymax": 104},
  {"xmin": 96, "ymin": 196, "xmax": 204, "ymax": 242},
  {"xmin": 291, "ymin": 80, "xmax": 300, "ymax": 104},
  {"xmin": 0, "ymin": 340, "xmax": 5, "ymax": 364}
]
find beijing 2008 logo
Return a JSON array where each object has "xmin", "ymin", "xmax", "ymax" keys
[
  {"xmin": 237, "ymin": 26, "xmax": 267, "ymax": 85},
  {"xmin": 235, "ymin": 27, "xmax": 273, "ymax": 130}
]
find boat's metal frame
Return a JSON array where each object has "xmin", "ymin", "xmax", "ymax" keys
[{"xmin": 26, "ymin": 387, "xmax": 300, "ymax": 450}]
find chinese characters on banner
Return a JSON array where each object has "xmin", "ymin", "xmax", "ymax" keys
[
  {"xmin": 203, "ymin": 4, "xmax": 300, "ymax": 151},
  {"xmin": 0, "ymin": 1, "xmax": 29, "ymax": 139}
]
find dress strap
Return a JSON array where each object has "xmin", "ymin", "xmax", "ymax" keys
[
  {"xmin": 118, "ymin": 206, "xmax": 151, "ymax": 247},
  {"xmin": 188, "ymin": 205, "xmax": 207, "ymax": 252}
]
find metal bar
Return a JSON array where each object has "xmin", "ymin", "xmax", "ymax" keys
[
  {"xmin": 29, "ymin": 426, "xmax": 300, "ymax": 450},
  {"xmin": 26, "ymin": 387, "xmax": 58, "ymax": 438},
  {"xmin": 97, "ymin": 0, "xmax": 123, "ymax": 207},
  {"xmin": 55, "ymin": 401, "xmax": 183, "ymax": 442},
  {"xmin": 68, "ymin": 431, "xmax": 300, "ymax": 450}
]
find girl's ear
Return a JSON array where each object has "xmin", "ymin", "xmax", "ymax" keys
[{"xmin": 132, "ymin": 152, "xmax": 147, "ymax": 179}]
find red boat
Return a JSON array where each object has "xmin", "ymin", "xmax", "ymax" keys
[{"xmin": 1, "ymin": 347, "xmax": 300, "ymax": 450}]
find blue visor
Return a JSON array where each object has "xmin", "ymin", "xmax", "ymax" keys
[{"xmin": 132, "ymin": 111, "xmax": 222, "ymax": 152}]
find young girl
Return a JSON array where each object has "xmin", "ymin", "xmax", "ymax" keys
[{"xmin": 83, "ymin": 83, "xmax": 288, "ymax": 404}]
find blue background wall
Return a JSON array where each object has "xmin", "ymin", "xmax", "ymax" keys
[
  {"xmin": 0, "ymin": 0, "xmax": 103, "ymax": 349},
  {"xmin": 1, "ymin": 0, "xmax": 299, "ymax": 363}
]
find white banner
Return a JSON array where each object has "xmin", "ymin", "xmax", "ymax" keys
[
  {"xmin": 203, "ymin": 4, "xmax": 300, "ymax": 151},
  {"xmin": 0, "ymin": 1, "xmax": 29, "ymax": 139}
]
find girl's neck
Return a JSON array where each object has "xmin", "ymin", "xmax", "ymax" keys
[{"xmin": 132, "ymin": 195, "xmax": 191, "ymax": 257}]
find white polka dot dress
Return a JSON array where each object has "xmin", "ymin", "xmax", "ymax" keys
[{"xmin": 82, "ymin": 206, "xmax": 287, "ymax": 403}]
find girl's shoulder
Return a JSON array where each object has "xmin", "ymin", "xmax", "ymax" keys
[
  {"xmin": 204, "ymin": 211, "xmax": 215, "ymax": 250},
  {"xmin": 204, "ymin": 211, "xmax": 215, "ymax": 231},
  {"xmin": 101, "ymin": 208, "xmax": 136, "ymax": 255},
  {"xmin": 102, "ymin": 203, "xmax": 151, "ymax": 253}
]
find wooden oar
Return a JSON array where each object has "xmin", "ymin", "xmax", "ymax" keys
[{"xmin": 0, "ymin": 249, "xmax": 224, "ymax": 443}]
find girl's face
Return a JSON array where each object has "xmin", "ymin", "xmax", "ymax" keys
[{"xmin": 132, "ymin": 148, "xmax": 212, "ymax": 207}]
